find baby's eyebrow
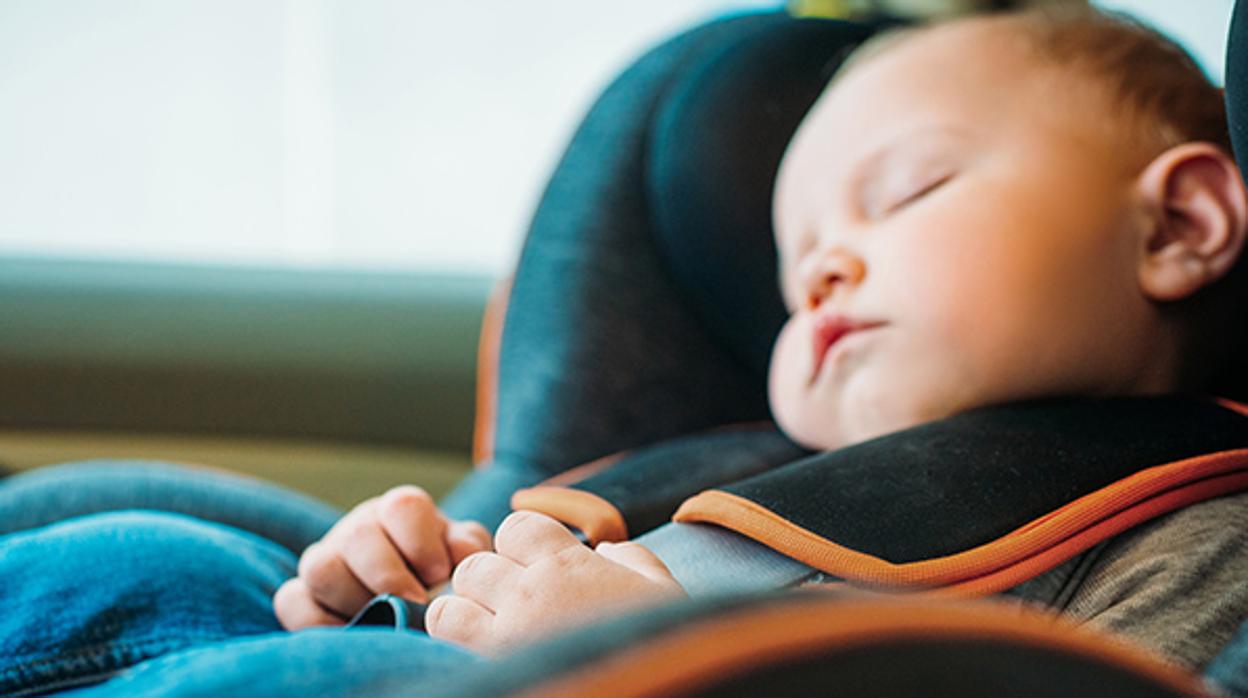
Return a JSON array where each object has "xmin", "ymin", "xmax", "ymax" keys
[{"xmin": 861, "ymin": 123, "xmax": 971, "ymax": 156}]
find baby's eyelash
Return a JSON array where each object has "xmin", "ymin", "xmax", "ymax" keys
[{"xmin": 885, "ymin": 172, "xmax": 954, "ymax": 214}]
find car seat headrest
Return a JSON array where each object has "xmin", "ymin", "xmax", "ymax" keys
[
  {"xmin": 1228, "ymin": 0, "xmax": 1248, "ymax": 178},
  {"xmin": 647, "ymin": 18, "xmax": 875, "ymax": 377},
  {"xmin": 1220, "ymin": 1, "xmax": 1248, "ymax": 403}
]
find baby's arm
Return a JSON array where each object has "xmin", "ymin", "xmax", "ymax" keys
[
  {"xmin": 274, "ymin": 485, "xmax": 492, "ymax": 630},
  {"xmin": 426, "ymin": 511, "xmax": 686, "ymax": 654}
]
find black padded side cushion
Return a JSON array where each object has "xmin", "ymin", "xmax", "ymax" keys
[
  {"xmin": 699, "ymin": 396, "xmax": 1248, "ymax": 563},
  {"xmin": 567, "ymin": 425, "xmax": 809, "ymax": 537},
  {"xmin": 513, "ymin": 424, "xmax": 810, "ymax": 540}
]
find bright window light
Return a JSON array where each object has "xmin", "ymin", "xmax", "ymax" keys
[
  {"xmin": 0, "ymin": 0, "xmax": 779, "ymax": 274},
  {"xmin": 1093, "ymin": 0, "xmax": 1232, "ymax": 85}
]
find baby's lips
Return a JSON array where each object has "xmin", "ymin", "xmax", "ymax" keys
[{"xmin": 808, "ymin": 314, "xmax": 887, "ymax": 383}]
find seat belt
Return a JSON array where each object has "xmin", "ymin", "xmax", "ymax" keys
[{"xmin": 637, "ymin": 521, "xmax": 818, "ymax": 596}]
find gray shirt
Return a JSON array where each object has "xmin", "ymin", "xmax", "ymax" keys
[{"xmin": 1005, "ymin": 490, "xmax": 1248, "ymax": 670}]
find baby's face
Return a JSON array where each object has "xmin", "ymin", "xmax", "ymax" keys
[{"xmin": 768, "ymin": 21, "xmax": 1174, "ymax": 451}]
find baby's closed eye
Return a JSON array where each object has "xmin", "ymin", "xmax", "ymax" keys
[{"xmin": 868, "ymin": 165, "xmax": 956, "ymax": 218}]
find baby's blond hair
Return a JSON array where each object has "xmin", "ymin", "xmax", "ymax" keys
[{"xmin": 839, "ymin": 8, "xmax": 1230, "ymax": 162}]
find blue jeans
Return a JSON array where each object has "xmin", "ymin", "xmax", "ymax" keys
[
  {"xmin": 0, "ymin": 463, "xmax": 482, "ymax": 696},
  {"xmin": 0, "ymin": 460, "xmax": 341, "ymax": 553},
  {"xmin": 1208, "ymin": 622, "xmax": 1248, "ymax": 698}
]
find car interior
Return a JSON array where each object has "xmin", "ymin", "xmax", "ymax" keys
[{"xmin": 2, "ymin": 0, "xmax": 1245, "ymax": 696}]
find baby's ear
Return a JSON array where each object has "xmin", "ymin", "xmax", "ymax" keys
[{"xmin": 1136, "ymin": 142, "xmax": 1248, "ymax": 301}]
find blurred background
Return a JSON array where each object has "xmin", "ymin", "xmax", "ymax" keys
[{"xmin": 0, "ymin": 0, "xmax": 1234, "ymax": 507}]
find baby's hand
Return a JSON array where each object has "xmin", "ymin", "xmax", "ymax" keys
[
  {"xmin": 274, "ymin": 485, "xmax": 491, "ymax": 630},
  {"xmin": 426, "ymin": 511, "xmax": 685, "ymax": 654}
]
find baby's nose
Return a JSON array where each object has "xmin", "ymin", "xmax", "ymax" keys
[{"xmin": 802, "ymin": 249, "xmax": 866, "ymax": 310}]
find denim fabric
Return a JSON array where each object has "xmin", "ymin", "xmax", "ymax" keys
[
  {"xmin": 61, "ymin": 630, "xmax": 480, "ymax": 698},
  {"xmin": 1206, "ymin": 619, "xmax": 1248, "ymax": 697},
  {"xmin": 0, "ymin": 461, "xmax": 341, "ymax": 554},
  {"xmin": 0, "ymin": 510, "xmax": 296, "ymax": 696},
  {"xmin": 0, "ymin": 508, "xmax": 480, "ymax": 697}
]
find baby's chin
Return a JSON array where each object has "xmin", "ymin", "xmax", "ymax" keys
[
  {"xmin": 781, "ymin": 415, "xmax": 897, "ymax": 452},
  {"xmin": 775, "ymin": 393, "xmax": 953, "ymax": 452}
]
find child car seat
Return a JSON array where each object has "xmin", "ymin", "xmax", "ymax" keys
[{"xmin": 422, "ymin": 4, "xmax": 1248, "ymax": 696}]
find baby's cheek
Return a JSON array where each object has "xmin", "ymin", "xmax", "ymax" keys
[
  {"xmin": 924, "ymin": 291, "xmax": 1045, "ymax": 409},
  {"xmin": 864, "ymin": 304, "xmax": 983, "ymax": 430},
  {"xmin": 767, "ymin": 323, "xmax": 805, "ymax": 421}
]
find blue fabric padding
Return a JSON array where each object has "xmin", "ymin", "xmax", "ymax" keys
[
  {"xmin": 466, "ymin": 14, "xmax": 876, "ymax": 515},
  {"xmin": 649, "ymin": 17, "xmax": 875, "ymax": 377},
  {"xmin": 439, "ymin": 458, "xmax": 550, "ymax": 531},
  {"xmin": 1218, "ymin": 0, "xmax": 1248, "ymax": 404},
  {"xmin": 1228, "ymin": 0, "xmax": 1247, "ymax": 175},
  {"xmin": 490, "ymin": 13, "xmax": 788, "ymax": 483}
]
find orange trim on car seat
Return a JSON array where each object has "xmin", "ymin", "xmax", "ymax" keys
[
  {"xmin": 472, "ymin": 276, "xmax": 512, "ymax": 468},
  {"xmin": 939, "ymin": 470, "xmax": 1248, "ymax": 596},
  {"xmin": 673, "ymin": 448, "xmax": 1248, "ymax": 591},
  {"xmin": 518, "ymin": 597, "xmax": 1206, "ymax": 698},
  {"xmin": 511, "ymin": 486, "xmax": 630, "ymax": 544}
]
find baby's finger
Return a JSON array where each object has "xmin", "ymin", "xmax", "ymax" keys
[
  {"xmin": 446, "ymin": 520, "xmax": 492, "ymax": 566},
  {"xmin": 426, "ymin": 595, "xmax": 496, "ymax": 653},
  {"xmin": 296, "ymin": 541, "xmax": 374, "ymax": 617},
  {"xmin": 324, "ymin": 497, "xmax": 379, "ymax": 542},
  {"xmin": 596, "ymin": 542, "xmax": 683, "ymax": 588},
  {"xmin": 493, "ymin": 511, "xmax": 583, "ymax": 566},
  {"xmin": 273, "ymin": 577, "xmax": 347, "ymax": 630},
  {"xmin": 377, "ymin": 485, "xmax": 452, "ymax": 584},
  {"xmin": 450, "ymin": 551, "xmax": 523, "ymax": 612},
  {"xmin": 340, "ymin": 519, "xmax": 430, "ymax": 603}
]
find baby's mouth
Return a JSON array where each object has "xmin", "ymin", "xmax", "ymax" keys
[{"xmin": 809, "ymin": 314, "xmax": 886, "ymax": 384}]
